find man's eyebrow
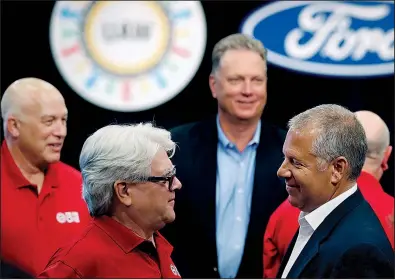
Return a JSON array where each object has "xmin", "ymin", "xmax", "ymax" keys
[
  {"xmin": 41, "ymin": 115, "xmax": 55, "ymax": 119},
  {"xmin": 41, "ymin": 113, "xmax": 68, "ymax": 119},
  {"xmin": 163, "ymin": 165, "xmax": 176, "ymax": 176}
]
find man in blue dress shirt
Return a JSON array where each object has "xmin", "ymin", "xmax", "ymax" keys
[{"xmin": 160, "ymin": 33, "xmax": 288, "ymax": 278}]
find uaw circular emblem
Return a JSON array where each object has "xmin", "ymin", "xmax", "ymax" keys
[{"xmin": 49, "ymin": 1, "xmax": 207, "ymax": 112}]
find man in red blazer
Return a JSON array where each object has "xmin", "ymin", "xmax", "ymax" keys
[{"xmin": 263, "ymin": 110, "xmax": 394, "ymax": 278}]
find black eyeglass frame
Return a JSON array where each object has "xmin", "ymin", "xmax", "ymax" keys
[{"xmin": 146, "ymin": 167, "xmax": 177, "ymax": 191}]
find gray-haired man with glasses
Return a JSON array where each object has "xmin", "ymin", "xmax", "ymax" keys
[{"xmin": 38, "ymin": 123, "xmax": 182, "ymax": 278}]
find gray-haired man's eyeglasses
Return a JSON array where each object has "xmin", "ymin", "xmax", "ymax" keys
[{"xmin": 146, "ymin": 167, "xmax": 177, "ymax": 191}]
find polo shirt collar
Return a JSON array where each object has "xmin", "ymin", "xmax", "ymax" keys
[
  {"xmin": 1, "ymin": 141, "xmax": 60, "ymax": 189},
  {"xmin": 93, "ymin": 215, "xmax": 173, "ymax": 254},
  {"xmin": 358, "ymin": 170, "xmax": 383, "ymax": 192}
]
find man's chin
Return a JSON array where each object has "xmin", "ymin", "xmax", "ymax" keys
[
  {"xmin": 233, "ymin": 114, "xmax": 260, "ymax": 124},
  {"xmin": 164, "ymin": 211, "xmax": 176, "ymax": 224},
  {"xmin": 288, "ymin": 196, "xmax": 303, "ymax": 209},
  {"xmin": 45, "ymin": 154, "xmax": 61, "ymax": 163}
]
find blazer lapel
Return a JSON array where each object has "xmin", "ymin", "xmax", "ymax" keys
[
  {"xmin": 248, "ymin": 121, "xmax": 287, "ymax": 237},
  {"xmin": 277, "ymin": 229, "xmax": 300, "ymax": 278},
  {"xmin": 286, "ymin": 190, "xmax": 364, "ymax": 278},
  {"xmin": 238, "ymin": 121, "xmax": 287, "ymax": 277},
  {"xmin": 191, "ymin": 117, "xmax": 219, "ymax": 260}
]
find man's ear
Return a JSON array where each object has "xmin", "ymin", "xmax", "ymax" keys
[
  {"xmin": 113, "ymin": 181, "xmax": 133, "ymax": 207},
  {"xmin": 330, "ymin": 156, "xmax": 348, "ymax": 184},
  {"xmin": 7, "ymin": 117, "xmax": 20, "ymax": 138},
  {"xmin": 381, "ymin": 145, "xmax": 392, "ymax": 172},
  {"xmin": 209, "ymin": 74, "xmax": 217, "ymax": 99}
]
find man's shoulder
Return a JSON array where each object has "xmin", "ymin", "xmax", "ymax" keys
[
  {"xmin": 326, "ymin": 242, "xmax": 394, "ymax": 273},
  {"xmin": 50, "ymin": 224, "xmax": 103, "ymax": 262},
  {"xmin": 170, "ymin": 118, "xmax": 287, "ymax": 140},
  {"xmin": 261, "ymin": 120, "xmax": 287, "ymax": 142},
  {"xmin": 42, "ymin": 225, "xmax": 101, "ymax": 277},
  {"xmin": 358, "ymin": 173, "xmax": 394, "ymax": 212},
  {"xmin": 170, "ymin": 119, "xmax": 212, "ymax": 139},
  {"xmin": 53, "ymin": 161, "xmax": 82, "ymax": 181},
  {"xmin": 373, "ymin": 190, "xmax": 394, "ymax": 211},
  {"xmin": 328, "ymin": 199, "xmax": 390, "ymax": 246}
]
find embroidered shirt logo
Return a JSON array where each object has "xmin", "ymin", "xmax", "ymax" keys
[
  {"xmin": 56, "ymin": 211, "xmax": 81, "ymax": 224},
  {"xmin": 170, "ymin": 264, "xmax": 180, "ymax": 276}
]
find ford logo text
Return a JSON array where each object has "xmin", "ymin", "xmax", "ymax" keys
[{"xmin": 240, "ymin": 1, "xmax": 394, "ymax": 77}]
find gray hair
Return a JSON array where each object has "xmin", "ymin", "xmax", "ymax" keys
[
  {"xmin": 288, "ymin": 104, "xmax": 368, "ymax": 180},
  {"xmin": 79, "ymin": 123, "xmax": 176, "ymax": 217},
  {"xmin": 1, "ymin": 81, "xmax": 26, "ymax": 133},
  {"xmin": 211, "ymin": 33, "xmax": 268, "ymax": 74}
]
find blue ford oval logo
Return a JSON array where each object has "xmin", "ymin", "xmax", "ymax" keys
[{"xmin": 240, "ymin": 1, "xmax": 394, "ymax": 77}]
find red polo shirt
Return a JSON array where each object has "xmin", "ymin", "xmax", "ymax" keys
[
  {"xmin": 263, "ymin": 171, "xmax": 395, "ymax": 278},
  {"xmin": 38, "ymin": 215, "xmax": 182, "ymax": 278},
  {"xmin": 1, "ymin": 141, "xmax": 91, "ymax": 276}
]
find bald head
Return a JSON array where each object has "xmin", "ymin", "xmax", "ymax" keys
[
  {"xmin": 355, "ymin": 111, "xmax": 389, "ymax": 158},
  {"xmin": 355, "ymin": 110, "xmax": 392, "ymax": 181},
  {"xmin": 1, "ymin": 77, "xmax": 68, "ymax": 168},
  {"xmin": 1, "ymin": 77, "xmax": 65, "ymax": 133}
]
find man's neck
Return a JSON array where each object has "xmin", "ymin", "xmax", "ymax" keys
[
  {"xmin": 6, "ymin": 141, "xmax": 46, "ymax": 193},
  {"xmin": 333, "ymin": 182, "xmax": 354, "ymax": 198},
  {"xmin": 112, "ymin": 213, "xmax": 155, "ymax": 241},
  {"xmin": 304, "ymin": 181, "xmax": 357, "ymax": 213},
  {"xmin": 218, "ymin": 112, "xmax": 260, "ymax": 152},
  {"xmin": 361, "ymin": 166, "xmax": 382, "ymax": 181},
  {"xmin": 7, "ymin": 141, "xmax": 44, "ymax": 176}
]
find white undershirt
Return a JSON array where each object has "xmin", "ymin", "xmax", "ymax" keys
[{"xmin": 281, "ymin": 184, "xmax": 358, "ymax": 278}]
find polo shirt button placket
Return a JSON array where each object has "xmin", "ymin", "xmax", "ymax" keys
[
  {"xmin": 37, "ymin": 191, "xmax": 51, "ymax": 228},
  {"xmin": 37, "ymin": 200, "xmax": 43, "ymax": 229}
]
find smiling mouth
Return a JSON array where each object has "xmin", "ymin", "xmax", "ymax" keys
[
  {"xmin": 237, "ymin": 101, "xmax": 255, "ymax": 104},
  {"xmin": 48, "ymin": 144, "xmax": 63, "ymax": 152},
  {"xmin": 49, "ymin": 143, "xmax": 62, "ymax": 147},
  {"xmin": 286, "ymin": 184, "xmax": 301, "ymax": 190}
]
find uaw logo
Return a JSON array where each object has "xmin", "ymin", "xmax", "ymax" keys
[
  {"xmin": 49, "ymin": 1, "xmax": 207, "ymax": 112},
  {"xmin": 170, "ymin": 264, "xmax": 180, "ymax": 277},
  {"xmin": 56, "ymin": 211, "xmax": 80, "ymax": 224},
  {"xmin": 240, "ymin": 1, "xmax": 394, "ymax": 77}
]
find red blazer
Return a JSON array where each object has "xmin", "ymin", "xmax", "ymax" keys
[{"xmin": 263, "ymin": 171, "xmax": 394, "ymax": 278}]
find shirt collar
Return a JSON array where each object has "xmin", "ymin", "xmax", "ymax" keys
[
  {"xmin": 297, "ymin": 211, "xmax": 314, "ymax": 237},
  {"xmin": 1, "ymin": 141, "xmax": 60, "ymax": 189},
  {"xmin": 357, "ymin": 170, "xmax": 383, "ymax": 192},
  {"xmin": 93, "ymin": 215, "xmax": 173, "ymax": 254},
  {"xmin": 216, "ymin": 114, "xmax": 261, "ymax": 149},
  {"xmin": 302, "ymin": 184, "xmax": 358, "ymax": 231}
]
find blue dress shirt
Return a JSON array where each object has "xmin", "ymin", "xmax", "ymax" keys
[{"xmin": 215, "ymin": 115, "xmax": 261, "ymax": 278}]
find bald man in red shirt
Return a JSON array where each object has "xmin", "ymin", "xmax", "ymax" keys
[
  {"xmin": 263, "ymin": 110, "xmax": 394, "ymax": 278},
  {"xmin": 1, "ymin": 78, "xmax": 91, "ymax": 277}
]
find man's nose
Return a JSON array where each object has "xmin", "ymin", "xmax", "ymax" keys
[
  {"xmin": 53, "ymin": 121, "xmax": 67, "ymax": 138},
  {"xmin": 277, "ymin": 161, "xmax": 291, "ymax": 178},
  {"xmin": 172, "ymin": 176, "xmax": 182, "ymax": 190},
  {"xmin": 241, "ymin": 81, "xmax": 253, "ymax": 95}
]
